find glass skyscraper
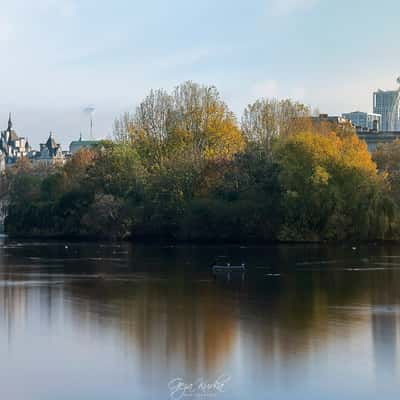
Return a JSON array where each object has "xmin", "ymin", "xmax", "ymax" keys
[{"xmin": 373, "ymin": 90, "xmax": 400, "ymax": 131}]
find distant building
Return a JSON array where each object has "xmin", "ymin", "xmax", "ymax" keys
[
  {"xmin": 373, "ymin": 90, "xmax": 400, "ymax": 131},
  {"xmin": 69, "ymin": 133, "xmax": 101, "ymax": 155},
  {"xmin": 0, "ymin": 113, "xmax": 31, "ymax": 167},
  {"xmin": 311, "ymin": 114, "xmax": 355, "ymax": 135},
  {"xmin": 357, "ymin": 131, "xmax": 400, "ymax": 152},
  {"xmin": 34, "ymin": 132, "xmax": 65, "ymax": 166},
  {"xmin": 342, "ymin": 111, "xmax": 381, "ymax": 131},
  {"xmin": 311, "ymin": 114, "xmax": 351, "ymax": 125}
]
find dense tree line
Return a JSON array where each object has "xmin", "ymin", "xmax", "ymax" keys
[{"xmin": 4, "ymin": 81, "xmax": 398, "ymax": 242}]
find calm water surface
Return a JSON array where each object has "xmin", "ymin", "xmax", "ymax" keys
[{"xmin": 0, "ymin": 239, "xmax": 400, "ymax": 399}]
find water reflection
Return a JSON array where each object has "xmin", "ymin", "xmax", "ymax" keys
[
  {"xmin": 1, "ymin": 241, "xmax": 400, "ymax": 399},
  {"xmin": 370, "ymin": 270, "xmax": 399, "ymax": 382}
]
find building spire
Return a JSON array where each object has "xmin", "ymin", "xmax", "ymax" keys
[{"xmin": 7, "ymin": 112, "xmax": 12, "ymax": 131}]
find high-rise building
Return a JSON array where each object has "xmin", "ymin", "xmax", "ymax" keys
[
  {"xmin": 342, "ymin": 111, "xmax": 381, "ymax": 131},
  {"xmin": 373, "ymin": 89, "xmax": 400, "ymax": 131}
]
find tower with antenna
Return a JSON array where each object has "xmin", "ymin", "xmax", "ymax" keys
[{"xmin": 83, "ymin": 105, "xmax": 96, "ymax": 139}]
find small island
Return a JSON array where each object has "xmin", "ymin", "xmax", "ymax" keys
[{"xmin": 1, "ymin": 81, "xmax": 398, "ymax": 243}]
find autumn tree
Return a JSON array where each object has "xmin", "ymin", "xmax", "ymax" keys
[
  {"xmin": 373, "ymin": 140, "xmax": 400, "ymax": 187},
  {"xmin": 373, "ymin": 140, "xmax": 400, "ymax": 235},
  {"xmin": 310, "ymin": 119, "xmax": 356, "ymax": 139},
  {"xmin": 62, "ymin": 148, "xmax": 96, "ymax": 191},
  {"xmin": 170, "ymin": 82, "xmax": 245, "ymax": 162},
  {"xmin": 241, "ymin": 99, "xmax": 311, "ymax": 154},
  {"xmin": 275, "ymin": 131, "xmax": 391, "ymax": 240},
  {"xmin": 114, "ymin": 81, "xmax": 245, "ymax": 168},
  {"xmin": 114, "ymin": 112, "xmax": 135, "ymax": 144}
]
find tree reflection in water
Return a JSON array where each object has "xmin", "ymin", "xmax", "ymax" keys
[{"xmin": 0, "ymin": 241, "xmax": 400, "ymax": 399}]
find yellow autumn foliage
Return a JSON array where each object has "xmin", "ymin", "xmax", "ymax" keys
[{"xmin": 276, "ymin": 131, "xmax": 377, "ymax": 187}]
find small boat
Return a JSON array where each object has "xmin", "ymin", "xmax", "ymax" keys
[{"xmin": 211, "ymin": 256, "xmax": 247, "ymax": 279}]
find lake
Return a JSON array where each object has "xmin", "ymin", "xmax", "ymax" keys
[{"xmin": 0, "ymin": 239, "xmax": 400, "ymax": 399}]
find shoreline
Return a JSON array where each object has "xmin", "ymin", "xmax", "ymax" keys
[{"xmin": 3, "ymin": 232, "xmax": 396, "ymax": 246}]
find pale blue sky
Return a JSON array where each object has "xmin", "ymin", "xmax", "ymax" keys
[{"xmin": 0, "ymin": 0, "xmax": 399, "ymax": 147}]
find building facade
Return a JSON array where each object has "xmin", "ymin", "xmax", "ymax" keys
[
  {"xmin": 34, "ymin": 132, "xmax": 65, "ymax": 166},
  {"xmin": 342, "ymin": 111, "xmax": 381, "ymax": 131},
  {"xmin": 0, "ymin": 114, "xmax": 31, "ymax": 168},
  {"xmin": 373, "ymin": 90, "xmax": 400, "ymax": 131},
  {"xmin": 0, "ymin": 114, "xmax": 108, "ymax": 171}
]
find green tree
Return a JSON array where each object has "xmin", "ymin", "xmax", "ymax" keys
[{"xmin": 87, "ymin": 141, "xmax": 146, "ymax": 198}]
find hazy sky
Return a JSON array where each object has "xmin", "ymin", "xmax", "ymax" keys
[{"xmin": 1, "ymin": 0, "xmax": 400, "ymax": 148}]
